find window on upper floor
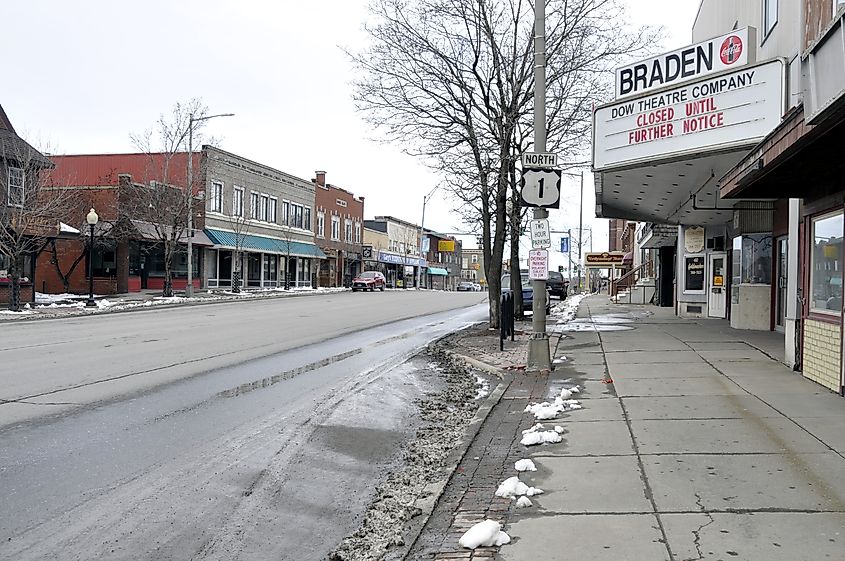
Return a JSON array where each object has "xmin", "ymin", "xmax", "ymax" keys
[
  {"xmin": 7, "ymin": 167, "xmax": 24, "ymax": 207},
  {"xmin": 345, "ymin": 219, "xmax": 352, "ymax": 243},
  {"xmin": 260, "ymin": 194, "xmax": 269, "ymax": 221},
  {"xmin": 471, "ymin": 254, "xmax": 478, "ymax": 264},
  {"xmin": 250, "ymin": 192, "xmax": 260, "ymax": 219},
  {"xmin": 317, "ymin": 211, "xmax": 325, "ymax": 238},
  {"xmin": 355, "ymin": 222, "xmax": 361, "ymax": 244},
  {"xmin": 232, "ymin": 187, "xmax": 244, "ymax": 217},
  {"xmin": 268, "ymin": 197, "xmax": 277, "ymax": 223},
  {"xmin": 282, "ymin": 201, "xmax": 290, "ymax": 225},
  {"xmin": 211, "ymin": 182, "xmax": 223, "ymax": 213},
  {"xmin": 331, "ymin": 215, "xmax": 341, "ymax": 241},
  {"xmin": 304, "ymin": 207, "xmax": 311, "ymax": 231},
  {"xmin": 762, "ymin": 0, "xmax": 777, "ymax": 39}
]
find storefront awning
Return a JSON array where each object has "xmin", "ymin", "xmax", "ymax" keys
[
  {"xmin": 204, "ymin": 229, "xmax": 326, "ymax": 259},
  {"xmin": 130, "ymin": 220, "xmax": 214, "ymax": 246},
  {"xmin": 427, "ymin": 267, "xmax": 448, "ymax": 276}
]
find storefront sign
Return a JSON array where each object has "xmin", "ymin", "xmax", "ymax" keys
[
  {"xmin": 685, "ymin": 256, "xmax": 705, "ymax": 291},
  {"xmin": 615, "ymin": 28, "xmax": 753, "ymax": 99},
  {"xmin": 377, "ymin": 251, "xmax": 425, "ymax": 268},
  {"xmin": 584, "ymin": 251, "xmax": 625, "ymax": 267},
  {"xmin": 684, "ymin": 226, "xmax": 705, "ymax": 253},
  {"xmin": 438, "ymin": 240, "xmax": 456, "ymax": 252},
  {"xmin": 713, "ymin": 274, "xmax": 724, "ymax": 287},
  {"xmin": 528, "ymin": 249, "xmax": 549, "ymax": 280},
  {"xmin": 594, "ymin": 59, "xmax": 784, "ymax": 171},
  {"xmin": 362, "ymin": 246, "xmax": 373, "ymax": 259}
]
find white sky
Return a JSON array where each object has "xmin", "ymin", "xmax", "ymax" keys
[{"xmin": 2, "ymin": 0, "xmax": 700, "ymax": 267}]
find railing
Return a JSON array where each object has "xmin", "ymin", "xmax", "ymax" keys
[
  {"xmin": 500, "ymin": 292, "xmax": 515, "ymax": 351},
  {"xmin": 611, "ymin": 259, "xmax": 653, "ymax": 299}
]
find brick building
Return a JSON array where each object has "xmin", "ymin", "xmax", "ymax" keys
[{"xmin": 312, "ymin": 171, "xmax": 364, "ymax": 287}]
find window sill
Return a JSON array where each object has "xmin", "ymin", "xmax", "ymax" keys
[{"xmin": 807, "ymin": 310, "xmax": 842, "ymax": 324}]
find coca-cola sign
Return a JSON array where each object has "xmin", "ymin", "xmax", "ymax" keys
[{"xmin": 720, "ymin": 35, "xmax": 743, "ymax": 65}]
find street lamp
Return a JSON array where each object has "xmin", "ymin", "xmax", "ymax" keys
[
  {"xmin": 186, "ymin": 111, "xmax": 234, "ymax": 297},
  {"xmin": 85, "ymin": 208, "xmax": 99, "ymax": 307},
  {"xmin": 416, "ymin": 185, "xmax": 440, "ymax": 289}
]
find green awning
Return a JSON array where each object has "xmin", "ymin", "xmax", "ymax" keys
[
  {"xmin": 427, "ymin": 267, "xmax": 448, "ymax": 276},
  {"xmin": 204, "ymin": 229, "xmax": 326, "ymax": 259}
]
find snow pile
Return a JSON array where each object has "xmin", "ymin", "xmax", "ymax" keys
[
  {"xmin": 520, "ymin": 423, "xmax": 563, "ymax": 446},
  {"xmin": 515, "ymin": 496, "xmax": 533, "ymax": 508},
  {"xmin": 458, "ymin": 520, "xmax": 511, "ymax": 549},
  {"xmin": 474, "ymin": 375, "xmax": 490, "ymax": 400},
  {"xmin": 523, "ymin": 386, "xmax": 582, "ymax": 420},
  {"xmin": 494, "ymin": 476, "xmax": 544, "ymax": 499},
  {"xmin": 514, "ymin": 459, "xmax": 536, "ymax": 472},
  {"xmin": 554, "ymin": 426, "xmax": 565, "ymax": 434},
  {"xmin": 551, "ymin": 293, "xmax": 588, "ymax": 323}
]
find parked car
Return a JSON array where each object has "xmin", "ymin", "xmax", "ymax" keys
[
  {"xmin": 547, "ymin": 270, "xmax": 569, "ymax": 299},
  {"xmin": 457, "ymin": 281, "xmax": 476, "ymax": 291},
  {"xmin": 501, "ymin": 273, "xmax": 550, "ymax": 314},
  {"xmin": 352, "ymin": 271, "xmax": 386, "ymax": 292},
  {"xmin": 472, "ymin": 283, "xmax": 482, "ymax": 291}
]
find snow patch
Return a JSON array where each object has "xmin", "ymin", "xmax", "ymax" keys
[
  {"xmin": 520, "ymin": 430, "xmax": 563, "ymax": 446},
  {"xmin": 494, "ymin": 476, "xmax": 544, "ymax": 499},
  {"xmin": 458, "ymin": 520, "xmax": 511, "ymax": 549},
  {"xmin": 515, "ymin": 496, "xmax": 533, "ymax": 508},
  {"xmin": 474, "ymin": 375, "xmax": 490, "ymax": 400},
  {"xmin": 514, "ymin": 459, "xmax": 536, "ymax": 472}
]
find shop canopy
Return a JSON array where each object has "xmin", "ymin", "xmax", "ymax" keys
[
  {"xmin": 427, "ymin": 267, "xmax": 448, "ymax": 276},
  {"xmin": 204, "ymin": 228, "xmax": 326, "ymax": 259}
]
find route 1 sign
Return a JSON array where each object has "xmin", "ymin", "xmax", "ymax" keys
[
  {"xmin": 529, "ymin": 219, "xmax": 551, "ymax": 248},
  {"xmin": 521, "ymin": 168, "xmax": 562, "ymax": 208}
]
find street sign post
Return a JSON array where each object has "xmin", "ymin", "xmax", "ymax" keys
[
  {"xmin": 529, "ymin": 219, "xmax": 551, "ymax": 248},
  {"xmin": 521, "ymin": 168, "xmax": 562, "ymax": 208},
  {"xmin": 560, "ymin": 236, "xmax": 570, "ymax": 253},
  {"xmin": 528, "ymin": 249, "xmax": 549, "ymax": 280}
]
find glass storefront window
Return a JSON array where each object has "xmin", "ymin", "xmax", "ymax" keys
[
  {"xmin": 740, "ymin": 234, "xmax": 772, "ymax": 284},
  {"xmin": 810, "ymin": 211, "xmax": 843, "ymax": 314}
]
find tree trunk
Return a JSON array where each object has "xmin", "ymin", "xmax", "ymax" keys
[
  {"xmin": 509, "ymin": 161, "xmax": 524, "ymax": 317},
  {"xmin": 162, "ymin": 241, "xmax": 174, "ymax": 297},
  {"xmin": 8, "ymin": 255, "xmax": 21, "ymax": 312},
  {"xmin": 232, "ymin": 250, "xmax": 242, "ymax": 293}
]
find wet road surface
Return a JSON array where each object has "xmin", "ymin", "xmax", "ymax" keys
[{"xmin": 0, "ymin": 292, "xmax": 487, "ymax": 560}]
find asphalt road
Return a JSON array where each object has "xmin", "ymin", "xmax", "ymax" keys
[{"xmin": 0, "ymin": 291, "xmax": 487, "ymax": 561}]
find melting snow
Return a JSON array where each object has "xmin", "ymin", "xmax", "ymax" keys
[
  {"xmin": 494, "ymin": 476, "xmax": 544, "ymax": 499},
  {"xmin": 521, "ymin": 430, "xmax": 562, "ymax": 446},
  {"xmin": 474, "ymin": 375, "xmax": 490, "ymax": 400},
  {"xmin": 514, "ymin": 459, "xmax": 537, "ymax": 472},
  {"xmin": 458, "ymin": 520, "xmax": 511, "ymax": 549},
  {"xmin": 515, "ymin": 496, "xmax": 533, "ymax": 508}
]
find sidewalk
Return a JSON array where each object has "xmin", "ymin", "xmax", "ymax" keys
[{"xmin": 416, "ymin": 294, "xmax": 845, "ymax": 561}]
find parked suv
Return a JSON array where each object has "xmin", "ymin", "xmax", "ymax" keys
[
  {"xmin": 547, "ymin": 270, "xmax": 568, "ymax": 299},
  {"xmin": 352, "ymin": 271, "xmax": 386, "ymax": 292},
  {"xmin": 501, "ymin": 273, "xmax": 550, "ymax": 315}
]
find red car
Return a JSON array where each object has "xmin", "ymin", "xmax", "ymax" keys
[{"xmin": 352, "ymin": 271, "xmax": 386, "ymax": 292}]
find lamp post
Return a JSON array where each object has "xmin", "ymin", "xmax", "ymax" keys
[
  {"xmin": 417, "ymin": 185, "xmax": 440, "ymax": 289},
  {"xmin": 186, "ymin": 112, "xmax": 234, "ymax": 297},
  {"xmin": 85, "ymin": 208, "xmax": 99, "ymax": 307}
]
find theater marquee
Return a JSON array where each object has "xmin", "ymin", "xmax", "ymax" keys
[{"xmin": 593, "ymin": 58, "xmax": 785, "ymax": 171}]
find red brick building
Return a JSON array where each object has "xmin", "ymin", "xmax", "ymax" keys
[
  {"xmin": 313, "ymin": 171, "xmax": 365, "ymax": 287},
  {"xmin": 37, "ymin": 153, "xmax": 206, "ymax": 295}
]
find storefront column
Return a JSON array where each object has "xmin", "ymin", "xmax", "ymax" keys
[{"xmin": 785, "ymin": 198, "xmax": 800, "ymax": 368}]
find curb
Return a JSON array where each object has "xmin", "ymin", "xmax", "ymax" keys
[{"xmin": 395, "ymin": 350, "xmax": 513, "ymax": 561}]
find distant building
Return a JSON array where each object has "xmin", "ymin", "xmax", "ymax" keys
[
  {"xmin": 362, "ymin": 216, "xmax": 425, "ymax": 288},
  {"xmin": 461, "ymin": 248, "xmax": 486, "ymax": 287},
  {"xmin": 422, "ymin": 230, "xmax": 462, "ymax": 290},
  {"xmin": 313, "ymin": 171, "xmax": 364, "ymax": 287}
]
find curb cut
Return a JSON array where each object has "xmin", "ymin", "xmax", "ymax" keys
[{"xmin": 394, "ymin": 350, "xmax": 513, "ymax": 561}]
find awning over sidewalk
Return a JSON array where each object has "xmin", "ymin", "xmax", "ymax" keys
[
  {"xmin": 204, "ymin": 229, "xmax": 326, "ymax": 259},
  {"xmin": 427, "ymin": 267, "xmax": 448, "ymax": 276}
]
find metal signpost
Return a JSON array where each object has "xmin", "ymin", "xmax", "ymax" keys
[{"xmin": 524, "ymin": 0, "xmax": 555, "ymax": 371}]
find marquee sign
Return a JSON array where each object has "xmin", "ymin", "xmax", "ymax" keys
[
  {"xmin": 593, "ymin": 59, "xmax": 785, "ymax": 171},
  {"xmin": 615, "ymin": 28, "xmax": 755, "ymax": 99}
]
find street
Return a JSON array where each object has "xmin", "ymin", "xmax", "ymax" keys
[{"xmin": 0, "ymin": 291, "xmax": 487, "ymax": 560}]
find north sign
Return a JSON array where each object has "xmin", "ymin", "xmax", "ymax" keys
[{"xmin": 521, "ymin": 153, "xmax": 558, "ymax": 168}]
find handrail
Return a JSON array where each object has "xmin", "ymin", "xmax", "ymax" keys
[{"xmin": 611, "ymin": 259, "xmax": 653, "ymax": 297}]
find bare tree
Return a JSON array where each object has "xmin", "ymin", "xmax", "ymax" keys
[
  {"xmin": 351, "ymin": 0, "xmax": 657, "ymax": 326},
  {"xmin": 0, "ymin": 133, "xmax": 78, "ymax": 311},
  {"xmin": 121, "ymin": 99, "xmax": 213, "ymax": 297}
]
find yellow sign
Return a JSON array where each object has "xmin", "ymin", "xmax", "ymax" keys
[
  {"xmin": 713, "ymin": 275, "xmax": 724, "ymax": 286},
  {"xmin": 438, "ymin": 240, "xmax": 455, "ymax": 252}
]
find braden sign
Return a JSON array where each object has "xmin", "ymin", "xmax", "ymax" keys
[
  {"xmin": 615, "ymin": 28, "xmax": 754, "ymax": 99},
  {"xmin": 593, "ymin": 59, "xmax": 785, "ymax": 171}
]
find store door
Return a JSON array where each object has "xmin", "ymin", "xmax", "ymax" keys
[
  {"xmin": 708, "ymin": 253, "xmax": 727, "ymax": 318},
  {"xmin": 775, "ymin": 236, "xmax": 788, "ymax": 332}
]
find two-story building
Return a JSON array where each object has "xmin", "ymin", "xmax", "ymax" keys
[
  {"xmin": 312, "ymin": 171, "xmax": 364, "ymax": 287},
  {"xmin": 422, "ymin": 230, "xmax": 462, "ymax": 290},
  {"xmin": 362, "ymin": 216, "xmax": 426, "ymax": 288},
  {"xmin": 461, "ymin": 247, "xmax": 487, "ymax": 288},
  {"xmin": 201, "ymin": 146, "xmax": 324, "ymax": 290}
]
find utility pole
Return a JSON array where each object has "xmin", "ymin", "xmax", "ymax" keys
[
  {"xmin": 567, "ymin": 228, "xmax": 572, "ymax": 288},
  {"xmin": 527, "ymin": 1, "xmax": 551, "ymax": 371},
  {"xmin": 577, "ymin": 170, "xmax": 584, "ymax": 293}
]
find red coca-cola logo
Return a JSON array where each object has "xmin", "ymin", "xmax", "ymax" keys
[{"xmin": 720, "ymin": 35, "xmax": 743, "ymax": 65}]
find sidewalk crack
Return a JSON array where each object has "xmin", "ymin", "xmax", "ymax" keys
[{"xmin": 688, "ymin": 492, "xmax": 715, "ymax": 561}]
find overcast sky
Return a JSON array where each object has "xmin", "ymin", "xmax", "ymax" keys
[{"xmin": 3, "ymin": 0, "xmax": 700, "ymax": 265}]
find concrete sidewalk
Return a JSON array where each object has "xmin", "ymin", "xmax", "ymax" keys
[{"xmin": 421, "ymin": 294, "xmax": 845, "ymax": 561}]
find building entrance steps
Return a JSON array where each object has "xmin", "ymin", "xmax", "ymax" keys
[{"xmin": 413, "ymin": 294, "xmax": 845, "ymax": 561}]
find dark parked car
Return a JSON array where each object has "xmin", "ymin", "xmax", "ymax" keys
[
  {"xmin": 547, "ymin": 271, "xmax": 569, "ymax": 299},
  {"xmin": 352, "ymin": 271, "xmax": 386, "ymax": 292},
  {"xmin": 501, "ymin": 273, "xmax": 550, "ymax": 314}
]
